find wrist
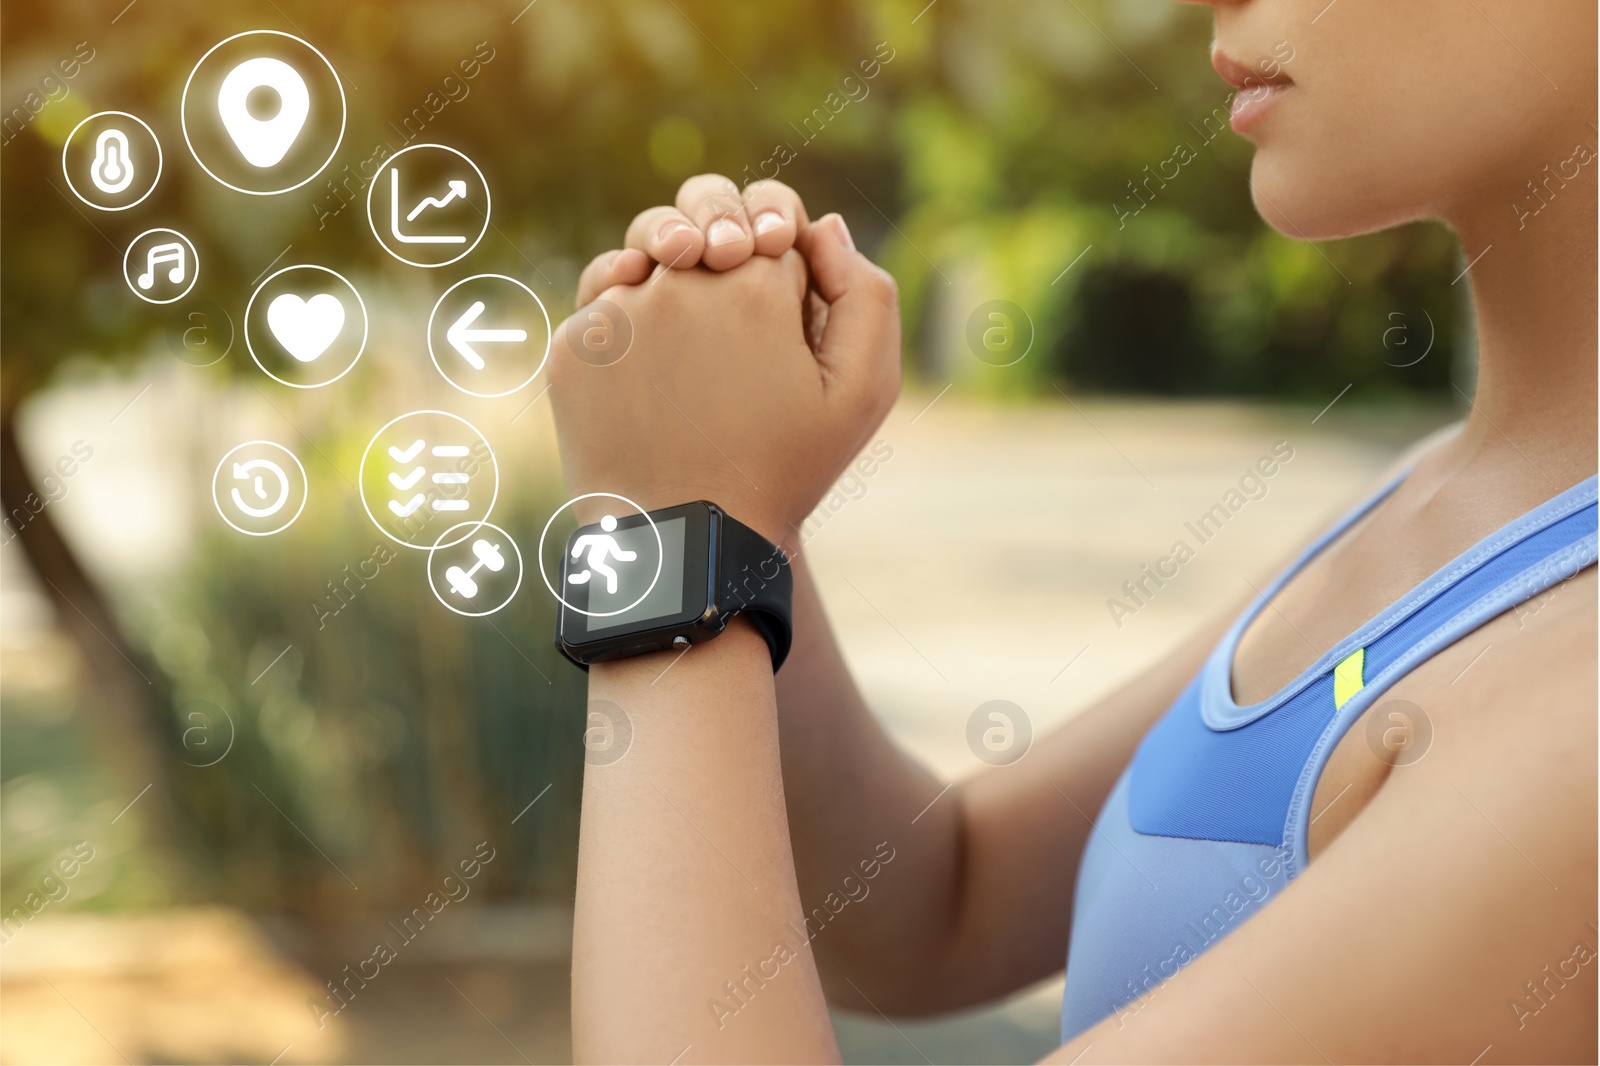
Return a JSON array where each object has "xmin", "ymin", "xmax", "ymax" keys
[{"xmin": 590, "ymin": 612, "xmax": 772, "ymax": 687}]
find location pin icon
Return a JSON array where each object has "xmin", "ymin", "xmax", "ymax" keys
[{"xmin": 217, "ymin": 57, "xmax": 309, "ymax": 168}]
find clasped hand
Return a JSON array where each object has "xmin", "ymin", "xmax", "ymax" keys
[{"xmin": 548, "ymin": 174, "xmax": 901, "ymax": 549}]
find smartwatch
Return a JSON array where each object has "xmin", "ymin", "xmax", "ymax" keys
[{"xmin": 555, "ymin": 501, "xmax": 793, "ymax": 671}]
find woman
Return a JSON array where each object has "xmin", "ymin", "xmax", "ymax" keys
[{"xmin": 549, "ymin": 1, "xmax": 1597, "ymax": 1060}]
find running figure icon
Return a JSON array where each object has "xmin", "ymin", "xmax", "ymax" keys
[{"xmin": 567, "ymin": 515, "xmax": 637, "ymax": 595}]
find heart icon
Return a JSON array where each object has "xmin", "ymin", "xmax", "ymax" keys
[{"xmin": 267, "ymin": 293, "xmax": 345, "ymax": 363}]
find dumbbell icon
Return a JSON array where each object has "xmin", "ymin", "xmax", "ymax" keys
[{"xmin": 445, "ymin": 538, "xmax": 505, "ymax": 599}]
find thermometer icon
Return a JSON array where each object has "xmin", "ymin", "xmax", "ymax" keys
[{"xmin": 90, "ymin": 128, "xmax": 135, "ymax": 194}]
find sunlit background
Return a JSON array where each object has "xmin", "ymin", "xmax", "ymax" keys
[{"xmin": 3, "ymin": 0, "xmax": 1463, "ymax": 1062}]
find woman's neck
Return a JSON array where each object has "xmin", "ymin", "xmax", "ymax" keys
[{"xmin": 1449, "ymin": 163, "xmax": 1598, "ymax": 492}]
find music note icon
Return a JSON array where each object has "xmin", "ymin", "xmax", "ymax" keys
[
  {"xmin": 137, "ymin": 242, "xmax": 186, "ymax": 290},
  {"xmin": 123, "ymin": 228, "xmax": 198, "ymax": 305}
]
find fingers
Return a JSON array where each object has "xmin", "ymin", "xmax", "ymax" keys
[
  {"xmin": 675, "ymin": 173, "xmax": 754, "ymax": 271},
  {"xmin": 624, "ymin": 206, "xmax": 703, "ymax": 271},
  {"xmin": 741, "ymin": 180, "xmax": 810, "ymax": 259},
  {"xmin": 805, "ymin": 213, "xmax": 901, "ymax": 399},
  {"xmin": 615, "ymin": 175, "xmax": 813, "ymax": 275},
  {"xmin": 802, "ymin": 288, "xmax": 829, "ymax": 354},
  {"xmin": 775, "ymin": 246, "xmax": 810, "ymax": 305},
  {"xmin": 575, "ymin": 248, "xmax": 653, "ymax": 307}
]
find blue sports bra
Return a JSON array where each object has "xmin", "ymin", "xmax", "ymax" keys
[{"xmin": 1060, "ymin": 472, "xmax": 1600, "ymax": 1041}]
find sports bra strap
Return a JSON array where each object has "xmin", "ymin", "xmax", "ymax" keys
[
  {"xmin": 1203, "ymin": 474, "xmax": 1599, "ymax": 730},
  {"xmin": 1128, "ymin": 475, "xmax": 1598, "ymax": 868}
]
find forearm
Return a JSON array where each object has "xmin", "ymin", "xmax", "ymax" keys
[
  {"xmin": 773, "ymin": 553, "xmax": 969, "ymax": 1000},
  {"xmin": 572, "ymin": 618, "xmax": 839, "ymax": 1064},
  {"xmin": 554, "ymin": 193, "xmax": 909, "ymax": 1056}
]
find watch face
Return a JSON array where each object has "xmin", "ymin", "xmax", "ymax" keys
[{"xmin": 559, "ymin": 502, "xmax": 714, "ymax": 648}]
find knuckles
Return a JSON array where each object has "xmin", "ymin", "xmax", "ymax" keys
[
  {"xmin": 859, "ymin": 263, "xmax": 900, "ymax": 310},
  {"xmin": 609, "ymin": 255, "xmax": 800, "ymax": 324}
]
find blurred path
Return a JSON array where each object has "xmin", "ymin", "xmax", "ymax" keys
[{"xmin": 808, "ymin": 394, "xmax": 1450, "ymax": 779}]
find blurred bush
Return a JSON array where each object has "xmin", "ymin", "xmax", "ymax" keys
[{"xmin": 153, "ymin": 491, "xmax": 586, "ymax": 915}]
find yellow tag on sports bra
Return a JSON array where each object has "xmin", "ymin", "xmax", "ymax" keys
[{"xmin": 1333, "ymin": 647, "xmax": 1366, "ymax": 710}]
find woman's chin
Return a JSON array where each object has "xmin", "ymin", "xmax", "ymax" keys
[{"xmin": 1246, "ymin": 151, "xmax": 1413, "ymax": 243}]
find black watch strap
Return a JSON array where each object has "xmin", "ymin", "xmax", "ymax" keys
[{"xmin": 717, "ymin": 511, "xmax": 794, "ymax": 672}]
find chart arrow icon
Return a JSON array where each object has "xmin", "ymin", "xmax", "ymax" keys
[
  {"xmin": 406, "ymin": 180, "xmax": 470, "ymax": 222},
  {"xmin": 446, "ymin": 301, "xmax": 528, "ymax": 370}
]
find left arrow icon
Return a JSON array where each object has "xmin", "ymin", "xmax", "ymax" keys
[{"xmin": 446, "ymin": 300, "xmax": 528, "ymax": 370}]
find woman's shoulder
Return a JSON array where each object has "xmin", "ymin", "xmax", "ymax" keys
[
  {"xmin": 1472, "ymin": 562, "xmax": 1596, "ymax": 704},
  {"xmin": 1403, "ymin": 559, "xmax": 1596, "ymax": 754}
]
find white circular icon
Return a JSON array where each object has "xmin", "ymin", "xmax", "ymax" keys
[
  {"xmin": 212, "ymin": 440, "xmax": 307, "ymax": 536},
  {"xmin": 537, "ymin": 493, "xmax": 663, "ymax": 618},
  {"xmin": 427, "ymin": 521, "xmax": 524, "ymax": 617},
  {"xmin": 359, "ymin": 410, "xmax": 497, "ymax": 550},
  {"xmin": 427, "ymin": 274, "xmax": 551, "ymax": 397},
  {"xmin": 181, "ymin": 30, "xmax": 346, "ymax": 195},
  {"xmin": 245, "ymin": 265, "xmax": 368, "ymax": 388},
  {"xmin": 62, "ymin": 111, "xmax": 162, "ymax": 211},
  {"xmin": 123, "ymin": 228, "xmax": 199, "ymax": 305},
  {"xmin": 366, "ymin": 143, "xmax": 490, "ymax": 267}
]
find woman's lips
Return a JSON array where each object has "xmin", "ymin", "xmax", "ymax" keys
[
  {"xmin": 1228, "ymin": 81, "xmax": 1289, "ymax": 134},
  {"xmin": 1211, "ymin": 48, "xmax": 1293, "ymax": 135}
]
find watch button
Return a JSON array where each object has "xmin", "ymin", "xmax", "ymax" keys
[
  {"xmin": 618, "ymin": 641, "xmax": 663, "ymax": 656},
  {"xmin": 671, "ymin": 635, "xmax": 691, "ymax": 648}
]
